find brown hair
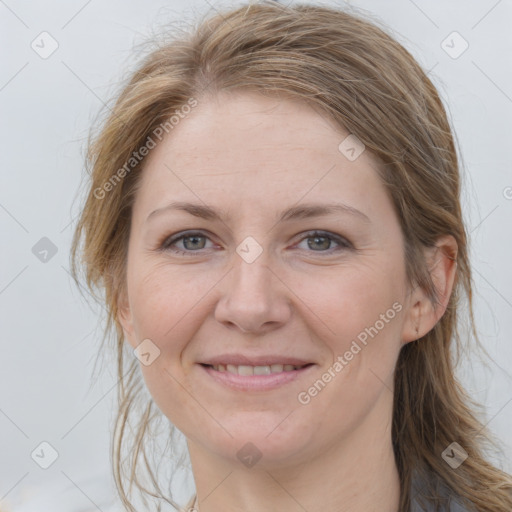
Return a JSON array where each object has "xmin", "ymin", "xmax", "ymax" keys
[{"xmin": 70, "ymin": 2, "xmax": 512, "ymax": 511}]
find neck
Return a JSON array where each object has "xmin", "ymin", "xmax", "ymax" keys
[{"xmin": 187, "ymin": 395, "xmax": 400, "ymax": 512}]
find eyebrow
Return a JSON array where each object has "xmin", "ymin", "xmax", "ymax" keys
[{"xmin": 146, "ymin": 201, "xmax": 371, "ymax": 224}]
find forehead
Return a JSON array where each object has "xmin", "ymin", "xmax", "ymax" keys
[
  {"xmin": 159, "ymin": 90, "xmax": 348, "ymax": 158},
  {"xmin": 132, "ymin": 90, "xmax": 389, "ymax": 224}
]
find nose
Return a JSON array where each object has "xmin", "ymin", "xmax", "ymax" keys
[{"xmin": 214, "ymin": 253, "xmax": 292, "ymax": 334}]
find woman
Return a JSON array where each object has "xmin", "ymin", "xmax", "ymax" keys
[{"xmin": 70, "ymin": 2, "xmax": 512, "ymax": 511}]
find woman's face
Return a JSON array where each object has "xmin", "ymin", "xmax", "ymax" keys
[{"xmin": 118, "ymin": 90, "xmax": 420, "ymax": 469}]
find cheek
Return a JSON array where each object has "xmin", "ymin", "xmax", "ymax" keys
[
  {"xmin": 291, "ymin": 262, "xmax": 402, "ymax": 340},
  {"xmin": 300, "ymin": 268, "xmax": 404, "ymax": 426},
  {"xmin": 293, "ymin": 261, "xmax": 405, "ymax": 402},
  {"xmin": 128, "ymin": 263, "xmax": 206, "ymax": 341},
  {"xmin": 127, "ymin": 268, "xmax": 204, "ymax": 427}
]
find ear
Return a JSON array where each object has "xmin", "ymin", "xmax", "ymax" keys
[
  {"xmin": 117, "ymin": 290, "xmax": 137, "ymax": 349},
  {"xmin": 401, "ymin": 234, "xmax": 458, "ymax": 345}
]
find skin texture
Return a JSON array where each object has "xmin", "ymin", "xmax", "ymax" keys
[{"xmin": 118, "ymin": 90, "xmax": 457, "ymax": 512}]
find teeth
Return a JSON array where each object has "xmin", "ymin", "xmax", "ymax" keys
[
  {"xmin": 238, "ymin": 365, "xmax": 254, "ymax": 376},
  {"xmin": 254, "ymin": 365, "xmax": 271, "ymax": 375},
  {"xmin": 211, "ymin": 363, "xmax": 305, "ymax": 374}
]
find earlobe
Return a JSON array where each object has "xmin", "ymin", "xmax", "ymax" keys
[
  {"xmin": 400, "ymin": 235, "xmax": 458, "ymax": 345},
  {"xmin": 400, "ymin": 291, "xmax": 426, "ymax": 345}
]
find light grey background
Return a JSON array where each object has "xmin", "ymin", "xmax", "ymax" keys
[{"xmin": 1, "ymin": 0, "xmax": 511, "ymax": 510}]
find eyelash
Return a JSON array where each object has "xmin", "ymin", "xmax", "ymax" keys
[{"xmin": 158, "ymin": 230, "xmax": 352, "ymax": 256}]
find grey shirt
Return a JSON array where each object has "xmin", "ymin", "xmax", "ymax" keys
[{"xmin": 410, "ymin": 468, "xmax": 474, "ymax": 512}]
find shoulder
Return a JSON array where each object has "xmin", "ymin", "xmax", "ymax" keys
[{"xmin": 410, "ymin": 467, "xmax": 475, "ymax": 512}]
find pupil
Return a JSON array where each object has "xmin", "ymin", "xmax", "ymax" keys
[
  {"xmin": 309, "ymin": 236, "xmax": 329, "ymax": 251},
  {"xmin": 184, "ymin": 235, "xmax": 204, "ymax": 250}
]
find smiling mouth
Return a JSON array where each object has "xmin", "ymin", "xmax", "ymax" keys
[{"xmin": 200, "ymin": 363, "xmax": 314, "ymax": 375}]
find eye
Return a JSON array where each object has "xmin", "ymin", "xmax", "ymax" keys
[
  {"xmin": 294, "ymin": 230, "xmax": 352, "ymax": 253},
  {"xmin": 159, "ymin": 231, "xmax": 215, "ymax": 255},
  {"xmin": 159, "ymin": 229, "xmax": 351, "ymax": 256}
]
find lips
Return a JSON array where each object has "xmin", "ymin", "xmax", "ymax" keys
[
  {"xmin": 198, "ymin": 353, "xmax": 316, "ymax": 391},
  {"xmin": 199, "ymin": 361, "xmax": 315, "ymax": 391}
]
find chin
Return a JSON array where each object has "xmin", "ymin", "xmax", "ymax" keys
[{"xmin": 203, "ymin": 417, "xmax": 318, "ymax": 469}]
